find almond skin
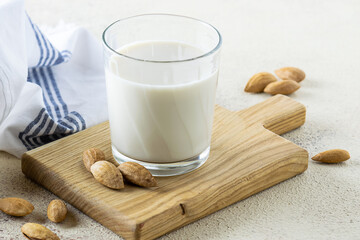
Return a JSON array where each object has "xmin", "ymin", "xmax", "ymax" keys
[
  {"xmin": 0, "ymin": 197, "xmax": 34, "ymax": 217},
  {"xmin": 91, "ymin": 161, "xmax": 124, "ymax": 189},
  {"xmin": 118, "ymin": 162, "xmax": 157, "ymax": 188},
  {"xmin": 312, "ymin": 149, "xmax": 350, "ymax": 163},
  {"xmin": 244, "ymin": 72, "xmax": 277, "ymax": 93},
  {"xmin": 275, "ymin": 67, "xmax": 306, "ymax": 82},
  {"xmin": 83, "ymin": 148, "xmax": 105, "ymax": 172},
  {"xmin": 47, "ymin": 199, "xmax": 67, "ymax": 223},
  {"xmin": 264, "ymin": 80, "xmax": 300, "ymax": 95},
  {"xmin": 21, "ymin": 223, "xmax": 60, "ymax": 240}
]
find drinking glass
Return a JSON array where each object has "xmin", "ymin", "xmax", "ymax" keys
[{"xmin": 102, "ymin": 14, "xmax": 222, "ymax": 176}]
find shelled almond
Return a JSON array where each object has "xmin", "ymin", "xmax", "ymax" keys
[
  {"xmin": 244, "ymin": 72, "xmax": 277, "ymax": 93},
  {"xmin": 83, "ymin": 148, "xmax": 106, "ymax": 172},
  {"xmin": 264, "ymin": 80, "xmax": 300, "ymax": 95},
  {"xmin": 47, "ymin": 199, "xmax": 67, "ymax": 223},
  {"xmin": 275, "ymin": 67, "xmax": 306, "ymax": 82},
  {"xmin": 21, "ymin": 223, "xmax": 59, "ymax": 240},
  {"xmin": 90, "ymin": 161, "xmax": 124, "ymax": 189},
  {"xmin": 0, "ymin": 197, "xmax": 34, "ymax": 217},
  {"xmin": 312, "ymin": 149, "xmax": 350, "ymax": 163},
  {"xmin": 118, "ymin": 162, "xmax": 157, "ymax": 187}
]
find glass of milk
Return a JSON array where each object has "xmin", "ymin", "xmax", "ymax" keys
[{"xmin": 102, "ymin": 14, "xmax": 222, "ymax": 176}]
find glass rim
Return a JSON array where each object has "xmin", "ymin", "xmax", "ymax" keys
[{"xmin": 102, "ymin": 13, "xmax": 222, "ymax": 63}]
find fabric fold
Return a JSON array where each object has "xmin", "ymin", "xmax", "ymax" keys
[{"xmin": 0, "ymin": 0, "xmax": 107, "ymax": 158}]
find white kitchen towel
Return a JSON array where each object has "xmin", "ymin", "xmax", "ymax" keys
[{"xmin": 0, "ymin": 0, "xmax": 108, "ymax": 158}]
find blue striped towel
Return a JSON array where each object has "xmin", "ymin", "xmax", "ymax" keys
[{"xmin": 0, "ymin": 0, "xmax": 108, "ymax": 157}]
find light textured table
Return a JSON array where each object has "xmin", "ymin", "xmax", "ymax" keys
[{"xmin": 1, "ymin": 0, "xmax": 360, "ymax": 239}]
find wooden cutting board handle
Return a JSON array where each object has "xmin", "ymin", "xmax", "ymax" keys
[{"xmin": 234, "ymin": 94, "xmax": 306, "ymax": 134}]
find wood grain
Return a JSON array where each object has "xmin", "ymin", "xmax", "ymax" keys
[{"xmin": 21, "ymin": 94, "xmax": 308, "ymax": 240}]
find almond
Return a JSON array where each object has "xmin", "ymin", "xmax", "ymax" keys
[
  {"xmin": 244, "ymin": 72, "xmax": 277, "ymax": 93},
  {"xmin": 91, "ymin": 161, "xmax": 124, "ymax": 189},
  {"xmin": 0, "ymin": 197, "xmax": 34, "ymax": 217},
  {"xmin": 83, "ymin": 148, "xmax": 105, "ymax": 172},
  {"xmin": 118, "ymin": 162, "xmax": 157, "ymax": 188},
  {"xmin": 264, "ymin": 80, "xmax": 300, "ymax": 95},
  {"xmin": 47, "ymin": 199, "xmax": 67, "ymax": 223},
  {"xmin": 275, "ymin": 67, "xmax": 306, "ymax": 82},
  {"xmin": 21, "ymin": 223, "xmax": 60, "ymax": 240},
  {"xmin": 312, "ymin": 149, "xmax": 350, "ymax": 163}
]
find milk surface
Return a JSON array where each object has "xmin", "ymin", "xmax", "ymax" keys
[{"xmin": 106, "ymin": 41, "xmax": 218, "ymax": 163}]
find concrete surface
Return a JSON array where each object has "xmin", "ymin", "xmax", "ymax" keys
[{"xmin": 1, "ymin": 0, "xmax": 360, "ymax": 239}]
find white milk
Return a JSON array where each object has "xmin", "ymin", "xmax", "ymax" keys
[{"xmin": 105, "ymin": 41, "xmax": 218, "ymax": 163}]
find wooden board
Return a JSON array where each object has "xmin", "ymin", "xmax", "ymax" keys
[{"xmin": 21, "ymin": 95, "xmax": 308, "ymax": 240}]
